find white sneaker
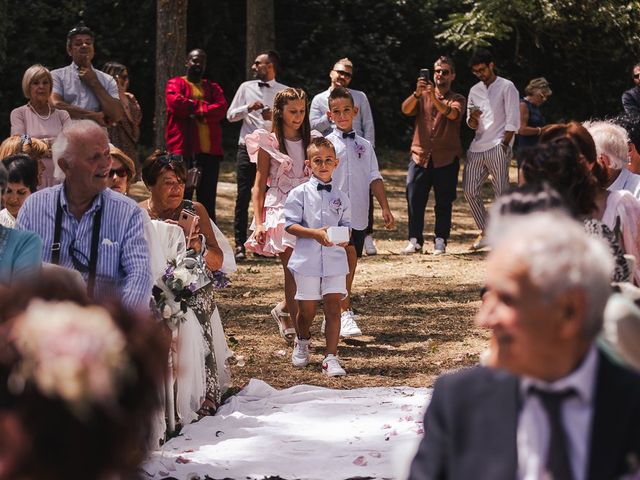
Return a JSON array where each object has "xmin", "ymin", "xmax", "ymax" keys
[
  {"xmin": 291, "ymin": 337, "xmax": 310, "ymax": 367},
  {"xmin": 340, "ymin": 310, "xmax": 362, "ymax": 337},
  {"xmin": 364, "ymin": 234, "xmax": 377, "ymax": 255},
  {"xmin": 433, "ymin": 237, "xmax": 446, "ymax": 255},
  {"xmin": 322, "ymin": 354, "xmax": 346, "ymax": 376},
  {"xmin": 471, "ymin": 234, "xmax": 488, "ymax": 250},
  {"xmin": 402, "ymin": 238, "xmax": 422, "ymax": 254}
]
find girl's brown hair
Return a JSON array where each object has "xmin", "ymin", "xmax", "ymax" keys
[{"xmin": 271, "ymin": 87, "xmax": 311, "ymax": 155}]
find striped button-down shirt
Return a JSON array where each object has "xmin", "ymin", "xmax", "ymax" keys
[{"xmin": 17, "ymin": 184, "xmax": 152, "ymax": 310}]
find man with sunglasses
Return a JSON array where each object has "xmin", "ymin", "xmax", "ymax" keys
[
  {"xmin": 464, "ymin": 48, "xmax": 520, "ymax": 250},
  {"xmin": 227, "ymin": 50, "xmax": 288, "ymax": 260},
  {"xmin": 401, "ymin": 56, "xmax": 465, "ymax": 255},
  {"xmin": 310, "ymin": 58, "xmax": 377, "ymax": 255},
  {"xmin": 50, "ymin": 24, "xmax": 123, "ymax": 127},
  {"xmin": 17, "ymin": 120, "xmax": 151, "ymax": 310},
  {"xmin": 622, "ymin": 63, "xmax": 640, "ymax": 117}
]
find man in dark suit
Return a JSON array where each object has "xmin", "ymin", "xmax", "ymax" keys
[
  {"xmin": 408, "ymin": 212, "xmax": 640, "ymax": 480},
  {"xmin": 622, "ymin": 62, "xmax": 640, "ymax": 117}
]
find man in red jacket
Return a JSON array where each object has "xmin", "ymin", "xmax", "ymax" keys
[{"xmin": 165, "ymin": 48, "xmax": 228, "ymax": 222}]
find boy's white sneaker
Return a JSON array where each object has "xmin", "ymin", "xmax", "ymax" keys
[
  {"xmin": 322, "ymin": 354, "xmax": 346, "ymax": 376},
  {"xmin": 402, "ymin": 237, "xmax": 422, "ymax": 254},
  {"xmin": 340, "ymin": 310, "xmax": 362, "ymax": 337},
  {"xmin": 433, "ymin": 237, "xmax": 446, "ymax": 255},
  {"xmin": 291, "ymin": 337, "xmax": 310, "ymax": 367},
  {"xmin": 364, "ymin": 234, "xmax": 377, "ymax": 255}
]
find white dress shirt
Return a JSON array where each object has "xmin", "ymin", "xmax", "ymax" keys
[
  {"xmin": 467, "ymin": 76, "xmax": 520, "ymax": 152},
  {"xmin": 517, "ymin": 346, "xmax": 599, "ymax": 480},
  {"xmin": 310, "ymin": 88, "xmax": 376, "ymax": 146},
  {"xmin": 226, "ymin": 78, "xmax": 288, "ymax": 144},
  {"xmin": 51, "ymin": 62, "xmax": 119, "ymax": 112},
  {"xmin": 284, "ymin": 175, "xmax": 351, "ymax": 277},
  {"xmin": 608, "ymin": 167, "xmax": 640, "ymax": 199},
  {"xmin": 326, "ymin": 129, "xmax": 383, "ymax": 230}
]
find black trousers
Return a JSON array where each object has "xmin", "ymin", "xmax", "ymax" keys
[
  {"xmin": 233, "ymin": 144, "xmax": 257, "ymax": 247},
  {"xmin": 405, "ymin": 157, "xmax": 459, "ymax": 245},
  {"xmin": 184, "ymin": 153, "xmax": 221, "ymax": 223}
]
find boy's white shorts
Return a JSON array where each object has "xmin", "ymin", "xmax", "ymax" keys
[{"xmin": 293, "ymin": 273, "xmax": 347, "ymax": 300}]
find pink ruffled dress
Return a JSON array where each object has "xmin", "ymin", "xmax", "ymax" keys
[{"xmin": 244, "ymin": 129, "xmax": 309, "ymax": 256}]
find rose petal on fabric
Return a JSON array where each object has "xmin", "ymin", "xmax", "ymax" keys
[
  {"xmin": 176, "ymin": 456, "xmax": 191, "ymax": 464},
  {"xmin": 353, "ymin": 456, "xmax": 367, "ymax": 466},
  {"xmin": 369, "ymin": 452, "xmax": 382, "ymax": 458},
  {"xmin": 381, "ymin": 423, "xmax": 392, "ymax": 429}
]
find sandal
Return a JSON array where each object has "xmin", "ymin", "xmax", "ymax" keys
[
  {"xmin": 271, "ymin": 303, "xmax": 296, "ymax": 343},
  {"xmin": 197, "ymin": 397, "xmax": 218, "ymax": 419}
]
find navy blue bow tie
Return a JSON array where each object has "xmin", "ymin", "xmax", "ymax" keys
[
  {"xmin": 317, "ymin": 183, "xmax": 332, "ymax": 192},
  {"xmin": 342, "ymin": 131, "xmax": 355, "ymax": 139},
  {"xmin": 258, "ymin": 81, "xmax": 270, "ymax": 88}
]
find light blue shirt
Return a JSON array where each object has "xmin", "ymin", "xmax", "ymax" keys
[
  {"xmin": 0, "ymin": 226, "xmax": 42, "ymax": 284},
  {"xmin": 326, "ymin": 130, "xmax": 383, "ymax": 230},
  {"xmin": 310, "ymin": 88, "xmax": 376, "ymax": 146},
  {"xmin": 17, "ymin": 184, "xmax": 152, "ymax": 309},
  {"xmin": 51, "ymin": 62, "xmax": 119, "ymax": 112},
  {"xmin": 285, "ymin": 176, "xmax": 351, "ymax": 277}
]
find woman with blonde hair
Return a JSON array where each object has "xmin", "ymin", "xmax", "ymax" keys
[
  {"xmin": 10, "ymin": 64, "xmax": 70, "ymax": 187},
  {"xmin": 515, "ymin": 77, "xmax": 552, "ymax": 156}
]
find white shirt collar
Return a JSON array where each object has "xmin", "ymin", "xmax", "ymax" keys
[
  {"xmin": 520, "ymin": 345, "xmax": 599, "ymax": 404},
  {"xmin": 608, "ymin": 167, "xmax": 629, "ymax": 192}
]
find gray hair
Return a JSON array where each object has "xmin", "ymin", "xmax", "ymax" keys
[
  {"xmin": 52, "ymin": 120, "xmax": 108, "ymax": 181},
  {"xmin": 583, "ymin": 120, "xmax": 630, "ymax": 171},
  {"xmin": 489, "ymin": 211, "xmax": 613, "ymax": 340}
]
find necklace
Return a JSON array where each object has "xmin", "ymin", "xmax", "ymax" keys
[
  {"xmin": 28, "ymin": 101, "xmax": 52, "ymax": 121},
  {"xmin": 147, "ymin": 198, "xmax": 178, "ymax": 220}
]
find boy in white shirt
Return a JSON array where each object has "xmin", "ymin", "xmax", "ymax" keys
[
  {"xmin": 284, "ymin": 137, "xmax": 352, "ymax": 376},
  {"xmin": 326, "ymin": 87, "xmax": 395, "ymax": 337}
]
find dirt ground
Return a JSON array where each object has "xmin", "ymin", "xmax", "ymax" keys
[{"xmin": 133, "ymin": 150, "xmax": 501, "ymax": 392}]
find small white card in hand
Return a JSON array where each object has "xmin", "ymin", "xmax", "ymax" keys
[{"xmin": 327, "ymin": 226, "xmax": 349, "ymax": 243}]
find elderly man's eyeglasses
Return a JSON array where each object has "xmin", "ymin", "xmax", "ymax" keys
[
  {"xmin": 334, "ymin": 69, "xmax": 352, "ymax": 78},
  {"xmin": 435, "ymin": 69, "xmax": 450, "ymax": 76},
  {"xmin": 157, "ymin": 153, "xmax": 183, "ymax": 166}
]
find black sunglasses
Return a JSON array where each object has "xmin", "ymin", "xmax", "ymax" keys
[
  {"xmin": 334, "ymin": 69, "xmax": 352, "ymax": 78},
  {"xmin": 69, "ymin": 240, "xmax": 90, "ymax": 273},
  {"xmin": 157, "ymin": 153, "xmax": 183, "ymax": 165},
  {"xmin": 435, "ymin": 69, "xmax": 451, "ymax": 75},
  {"xmin": 110, "ymin": 168, "xmax": 128, "ymax": 178}
]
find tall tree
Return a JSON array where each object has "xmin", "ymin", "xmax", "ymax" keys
[
  {"xmin": 155, "ymin": 0, "xmax": 188, "ymax": 149},
  {"xmin": 245, "ymin": 0, "xmax": 275, "ymax": 79}
]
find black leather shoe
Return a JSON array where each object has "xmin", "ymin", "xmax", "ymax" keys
[{"xmin": 234, "ymin": 246, "xmax": 246, "ymax": 260}]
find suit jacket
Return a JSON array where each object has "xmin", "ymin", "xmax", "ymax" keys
[
  {"xmin": 622, "ymin": 86, "xmax": 640, "ymax": 117},
  {"xmin": 408, "ymin": 351, "xmax": 640, "ymax": 480}
]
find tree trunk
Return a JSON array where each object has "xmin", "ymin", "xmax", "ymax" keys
[
  {"xmin": 155, "ymin": 0, "xmax": 188, "ymax": 150},
  {"xmin": 245, "ymin": 0, "xmax": 275, "ymax": 80}
]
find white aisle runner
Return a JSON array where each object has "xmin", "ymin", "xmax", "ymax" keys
[{"xmin": 142, "ymin": 379, "xmax": 431, "ymax": 479}]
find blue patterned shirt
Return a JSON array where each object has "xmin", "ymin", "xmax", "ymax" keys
[{"xmin": 17, "ymin": 184, "xmax": 152, "ymax": 310}]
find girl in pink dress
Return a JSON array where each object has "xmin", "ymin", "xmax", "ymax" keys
[{"xmin": 245, "ymin": 88, "xmax": 311, "ymax": 342}]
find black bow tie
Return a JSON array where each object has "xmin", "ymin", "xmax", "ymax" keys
[
  {"xmin": 258, "ymin": 81, "xmax": 270, "ymax": 88},
  {"xmin": 317, "ymin": 183, "xmax": 332, "ymax": 192},
  {"xmin": 342, "ymin": 131, "xmax": 355, "ymax": 139}
]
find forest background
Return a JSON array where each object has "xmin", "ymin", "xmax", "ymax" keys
[{"xmin": 0, "ymin": 0, "xmax": 639, "ymax": 156}]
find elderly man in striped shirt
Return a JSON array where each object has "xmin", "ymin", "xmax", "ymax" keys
[{"xmin": 17, "ymin": 120, "xmax": 152, "ymax": 310}]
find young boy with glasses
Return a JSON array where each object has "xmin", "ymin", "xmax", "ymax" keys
[
  {"xmin": 284, "ymin": 137, "xmax": 351, "ymax": 376},
  {"xmin": 325, "ymin": 87, "xmax": 395, "ymax": 338}
]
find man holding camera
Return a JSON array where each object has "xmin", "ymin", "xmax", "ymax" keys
[
  {"xmin": 401, "ymin": 56, "xmax": 465, "ymax": 255},
  {"xmin": 165, "ymin": 48, "xmax": 228, "ymax": 223},
  {"xmin": 227, "ymin": 50, "xmax": 288, "ymax": 259},
  {"xmin": 464, "ymin": 48, "xmax": 520, "ymax": 250}
]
